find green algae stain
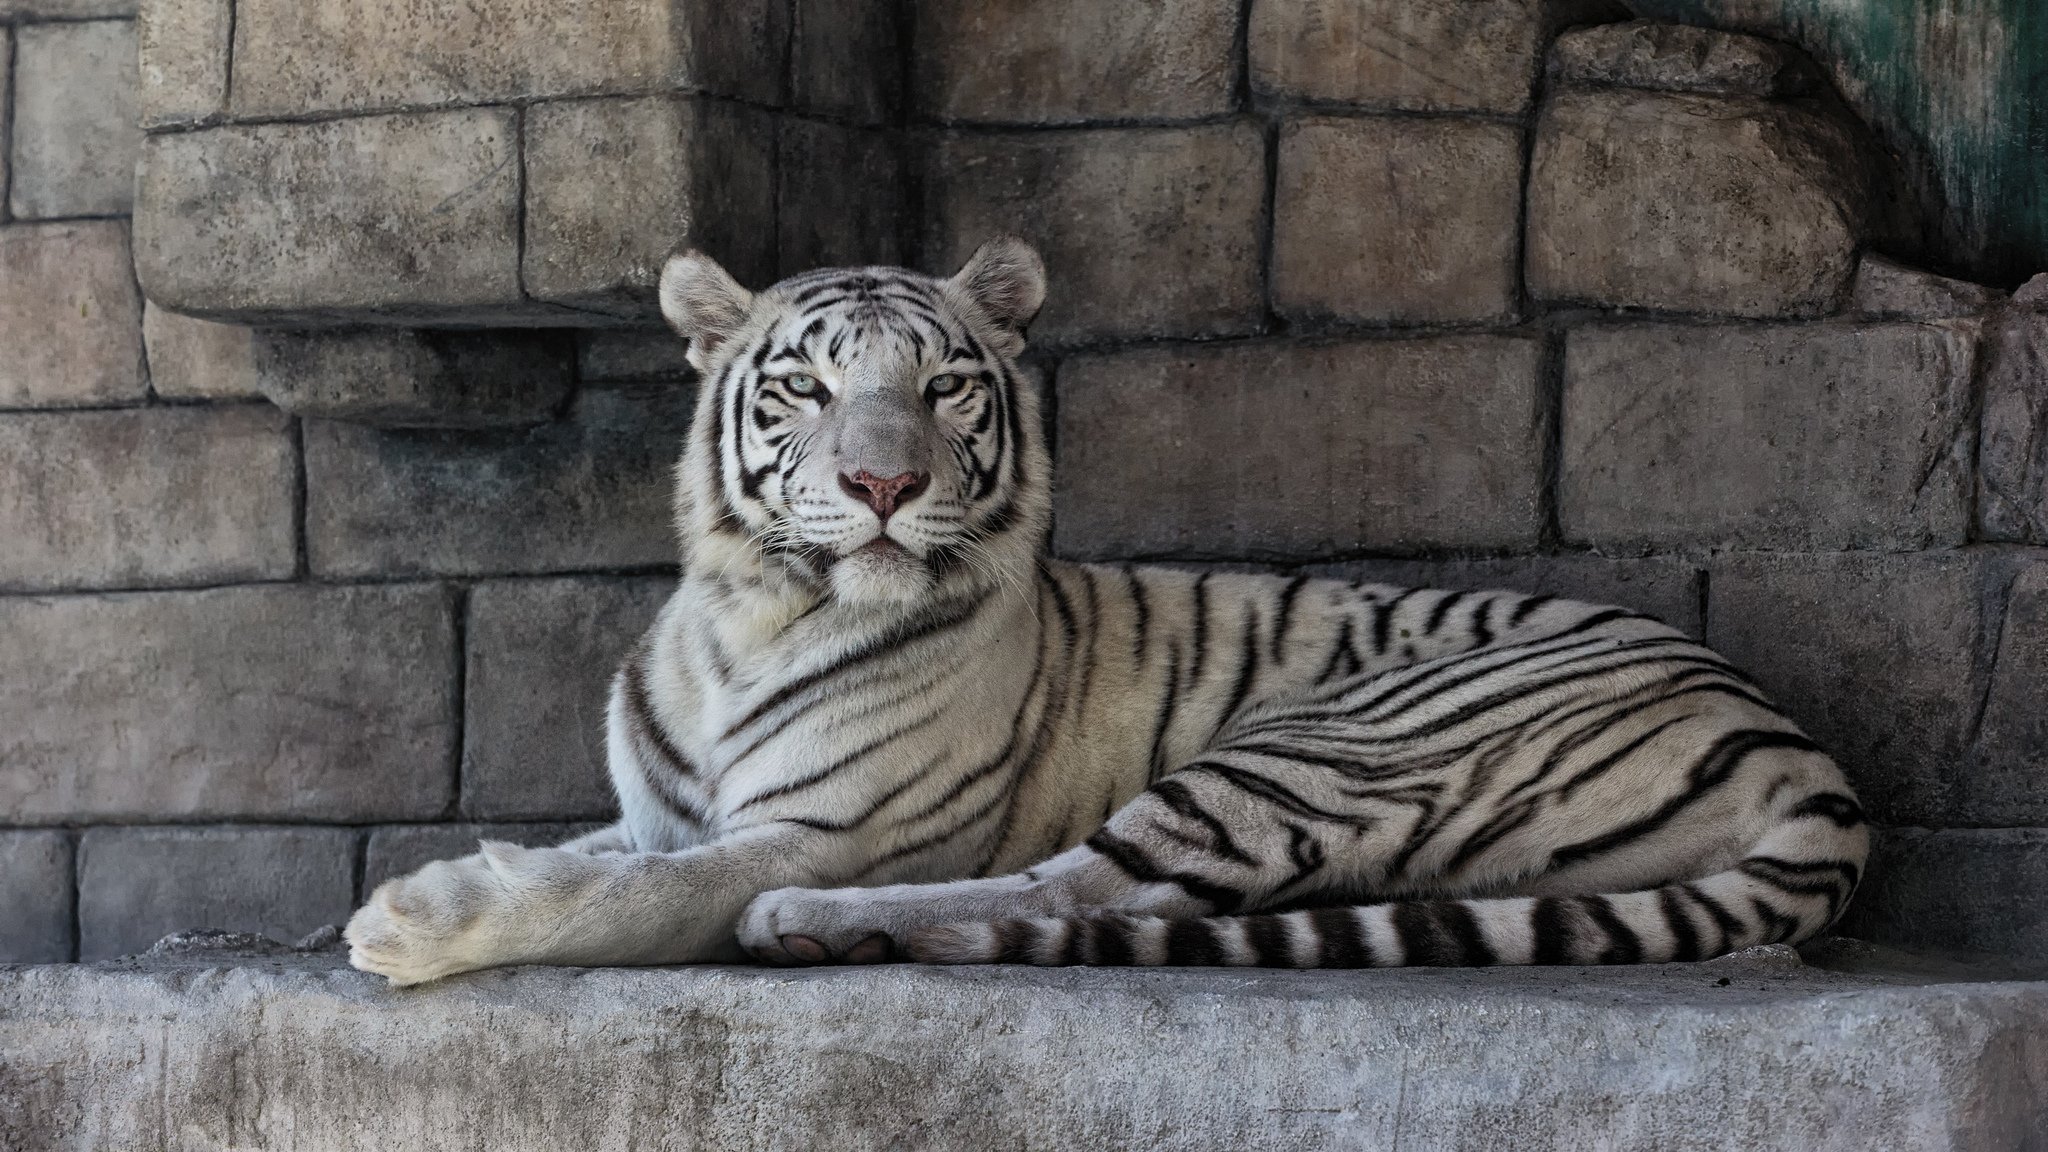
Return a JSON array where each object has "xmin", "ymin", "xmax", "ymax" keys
[{"xmin": 1628, "ymin": 0, "xmax": 2048, "ymax": 285}]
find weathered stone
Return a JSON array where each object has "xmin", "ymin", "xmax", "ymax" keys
[
  {"xmin": 1549, "ymin": 20, "xmax": 1818, "ymax": 96},
  {"xmin": 76, "ymin": 827, "xmax": 357, "ymax": 960},
  {"xmin": 252, "ymin": 328, "xmax": 574, "ymax": 428},
  {"xmin": 463, "ymin": 576, "xmax": 671, "ymax": 820},
  {"xmin": 1561, "ymin": 321, "xmax": 1976, "ymax": 551},
  {"xmin": 577, "ymin": 330, "xmax": 694, "ymax": 383},
  {"xmin": 0, "ymin": 406, "xmax": 296, "ymax": 592},
  {"xmin": 6, "ymin": 956, "xmax": 2048, "ymax": 1150},
  {"xmin": 924, "ymin": 123, "xmax": 1265, "ymax": 345},
  {"xmin": 1272, "ymin": 116, "xmax": 1521, "ymax": 327},
  {"xmin": 0, "ymin": 831, "xmax": 72, "ymax": 964},
  {"xmin": 0, "ymin": 584, "xmax": 458, "ymax": 822},
  {"xmin": 1056, "ymin": 337, "xmax": 1544, "ymax": 559},
  {"xmin": 1250, "ymin": 0, "xmax": 1624, "ymax": 115},
  {"xmin": 1977, "ymin": 312, "xmax": 2048, "ymax": 542},
  {"xmin": 0, "ymin": 32, "xmax": 10, "ymax": 204},
  {"xmin": 1311, "ymin": 555, "xmax": 1704, "ymax": 637},
  {"xmin": 226, "ymin": 0, "xmax": 785, "ymax": 117},
  {"xmin": 915, "ymin": 0, "xmax": 1236, "ymax": 123},
  {"xmin": 363, "ymin": 823, "xmax": 607, "ymax": 894},
  {"xmin": 1850, "ymin": 254, "xmax": 2005, "ymax": 319},
  {"xmin": 1845, "ymin": 828, "xmax": 2048, "ymax": 963},
  {"xmin": 304, "ymin": 386, "xmax": 692, "ymax": 578},
  {"xmin": 0, "ymin": 221, "xmax": 146, "ymax": 408},
  {"xmin": 141, "ymin": 303, "xmax": 260, "ymax": 399},
  {"xmin": 137, "ymin": 0, "xmax": 229, "ymax": 127},
  {"xmin": 777, "ymin": 118, "xmax": 907, "ymax": 277},
  {"xmin": 134, "ymin": 110, "xmax": 522, "ymax": 324},
  {"xmin": 1707, "ymin": 552, "xmax": 1985, "ymax": 827},
  {"xmin": 2015, "ymin": 273, "xmax": 2048, "ymax": 309},
  {"xmin": 1527, "ymin": 88, "xmax": 1869, "ymax": 318},
  {"xmin": 0, "ymin": 0, "xmax": 132, "ymax": 14},
  {"xmin": 1971, "ymin": 562, "xmax": 2048, "ymax": 825},
  {"xmin": 8, "ymin": 20, "xmax": 141, "ymax": 219},
  {"xmin": 791, "ymin": 0, "xmax": 900, "ymax": 123},
  {"xmin": 523, "ymin": 97, "xmax": 777, "ymax": 320}
]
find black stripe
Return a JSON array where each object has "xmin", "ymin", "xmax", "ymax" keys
[
  {"xmin": 1167, "ymin": 919, "xmax": 1225, "ymax": 966},
  {"xmin": 1509, "ymin": 594, "xmax": 1554, "ymax": 627},
  {"xmin": 1659, "ymin": 886, "xmax": 1703, "ymax": 962},
  {"xmin": 1272, "ymin": 575, "xmax": 1309, "ymax": 664},
  {"xmin": 1580, "ymin": 895, "xmax": 1644, "ymax": 964},
  {"xmin": 1551, "ymin": 731, "xmax": 1823, "ymax": 867},
  {"xmin": 1186, "ymin": 574, "xmax": 1212, "ymax": 695},
  {"xmin": 1216, "ymin": 609, "xmax": 1263, "ymax": 738},
  {"xmin": 1425, "ymin": 590, "xmax": 1468, "ymax": 636},
  {"xmin": 1085, "ymin": 829, "xmax": 1244, "ymax": 912},
  {"xmin": 1145, "ymin": 645, "xmax": 1182, "ymax": 781},
  {"xmin": 1530, "ymin": 896, "xmax": 1576, "ymax": 964},
  {"xmin": 1311, "ymin": 908, "xmax": 1370, "ymax": 966},
  {"xmin": 1682, "ymin": 882, "xmax": 1745, "ymax": 955},
  {"xmin": 1245, "ymin": 915, "xmax": 1294, "ymax": 967},
  {"xmin": 1092, "ymin": 917, "xmax": 1136, "ymax": 965},
  {"xmin": 1393, "ymin": 901, "xmax": 1495, "ymax": 966},
  {"xmin": 992, "ymin": 921, "xmax": 1034, "ymax": 964},
  {"xmin": 1468, "ymin": 596, "xmax": 1496, "ymax": 648},
  {"xmin": 1788, "ymin": 792, "xmax": 1865, "ymax": 827},
  {"xmin": 1148, "ymin": 779, "xmax": 1255, "ymax": 864}
]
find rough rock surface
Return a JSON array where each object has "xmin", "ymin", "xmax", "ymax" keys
[
  {"xmin": 1850, "ymin": 254, "xmax": 2005, "ymax": 318},
  {"xmin": 1977, "ymin": 310, "xmax": 2048, "ymax": 542},
  {"xmin": 1549, "ymin": 20, "xmax": 1818, "ymax": 96},
  {"xmin": 253, "ymin": 328, "xmax": 574, "ymax": 428}
]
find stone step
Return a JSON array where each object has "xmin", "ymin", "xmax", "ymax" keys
[{"xmin": 1, "ymin": 942, "xmax": 2042, "ymax": 1151}]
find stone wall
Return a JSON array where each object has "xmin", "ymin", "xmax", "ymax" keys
[{"xmin": 1, "ymin": 0, "xmax": 2044, "ymax": 966}]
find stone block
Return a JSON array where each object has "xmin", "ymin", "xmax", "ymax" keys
[
  {"xmin": 1549, "ymin": 20, "xmax": 1818, "ymax": 97},
  {"xmin": 0, "ymin": 31, "xmax": 9, "ymax": 204},
  {"xmin": 924, "ymin": 123, "xmax": 1265, "ymax": 345},
  {"xmin": 0, "ymin": 831, "xmax": 72, "ymax": 964},
  {"xmin": 134, "ymin": 110, "xmax": 522, "ymax": 324},
  {"xmin": 777, "ymin": 118, "xmax": 907, "ymax": 277},
  {"xmin": 915, "ymin": 0, "xmax": 1235, "ymax": 124},
  {"xmin": 1850, "ymin": 254, "xmax": 2005, "ymax": 319},
  {"xmin": 1977, "ymin": 312, "xmax": 2048, "ymax": 542},
  {"xmin": 304, "ymin": 386, "xmax": 692, "ymax": 578},
  {"xmin": 9, "ymin": 20, "xmax": 140, "ymax": 219},
  {"xmin": 0, "ymin": 584, "xmax": 458, "ymax": 822},
  {"xmin": 0, "ymin": 221, "xmax": 146, "ymax": 408},
  {"xmin": 1843, "ymin": 828, "xmax": 2048, "ymax": 963},
  {"xmin": 1527, "ymin": 88, "xmax": 1869, "ymax": 318},
  {"xmin": 76, "ymin": 827, "xmax": 357, "ymax": 960},
  {"xmin": 464, "ymin": 576, "xmax": 670, "ymax": 820},
  {"xmin": 791, "ymin": 0, "xmax": 900, "ymax": 123},
  {"xmin": 0, "ymin": 406, "xmax": 295, "ymax": 592},
  {"xmin": 1971, "ymin": 563, "xmax": 2048, "ymax": 825},
  {"xmin": 141, "ymin": 303, "xmax": 261, "ymax": 399},
  {"xmin": 576, "ymin": 330, "xmax": 693, "ymax": 384},
  {"xmin": 137, "ymin": 0, "xmax": 229, "ymax": 127},
  {"xmin": 1560, "ymin": 321, "xmax": 1976, "ymax": 551},
  {"xmin": 1311, "ymin": 555, "xmax": 1703, "ymax": 637},
  {"xmin": 1250, "ymin": 0, "xmax": 1624, "ymax": 115},
  {"xmin": 252, "ymin": 328, "xmax": 574, "ymax": 428},
  {"xmin": 523, "ymin": 97, "xmax": 777, "ymax": 320},
  {"xmin": 0, "ymin": 0, "xmax": 132, "ymax": 14},
  {"xmin": 363, "ymin": 823, "xmax": 607, "ymax": 894},
  {"xmin": 1056, "ymin": 336, "xmax": 1544, "ymax": 559},
  {"xmin": 1272, "ymin": 116, "xmax": 1522, "ymax": 327},
  {"xmin": 225, "ymin": 0, "xmax": 785, "ymax": 118},
  {"xmin": 1707, "ymin": 552, "xmax": 1985, "ymax": 827}
]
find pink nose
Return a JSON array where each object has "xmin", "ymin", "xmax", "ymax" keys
[{"xmin": 839, "ymin": 470, "xmax": 929, "ymax": 521}]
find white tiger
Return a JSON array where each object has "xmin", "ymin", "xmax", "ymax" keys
[{"xmin": 345, "ymin": 238, "xmax": 1868, "ymax": 984}]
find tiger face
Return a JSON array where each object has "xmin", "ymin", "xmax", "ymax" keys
[{"xmin": 659, "ymin": 238, "xmax": 1052, "ymax": 608}]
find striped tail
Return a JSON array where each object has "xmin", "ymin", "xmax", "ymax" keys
[{"xmin": 907, "ymin": 809, "xmax": 1868, "ymax": 968}]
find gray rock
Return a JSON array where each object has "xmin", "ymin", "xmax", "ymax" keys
[
  {"xmin": 1970, "ymin": 562, "xmax": 2048, "ymax": 825},
  {"xmin": 1976, "ymin": 311, "xmax": 2048, "ymax": 542},
  {"xmin": 141, "ymin": 302, "xmax": 261, "ymax": 400},
  {"xmin": 1056, "ymin": 336, "xmax": 1544, "ymax": 559},
  {"xmin": 1706, "ymin": 551, "xmax": 1986, "ymax": 827},
  {"xmin": 790, "ymin": 0, "xmax": 901, "ymax": 123},
  {"xmin": 522, "ymin": 96, "xmax": 777, "ymax": 320},
  {"xmin": 1273, "ymin": 116, "xmax": 1521, "ymax": 326},
  {"xmin": 76, "ymin": 827, "xmax": 358, "ymax": 960},
  {"xmin": 253, "ymin": 328, "xmax": 574, "ymax": 428},
  {"xmin": 576, "ymin": 330, "xmax": 694, "ymax": 384},
  {"xmin": 1309, "ymin": 555, "xmax": 1704, "ymax": 637},
  {"xmin": 923, "ymin": 122, "xmax": 1265, "ymax": 345},
  {"xmin": 0, "ymin": 406, "xmax": 296, "ymax": 592},
  {"xmin": 1849, "ymin": 254, "xmax": 2004, "ymax": 319},
  {"xmin": 136, "ymin": 0, "xmax": 228, "ymax": 127},
  {"xmin": 0, "ymin": 584, "xmax": 458, "ymax": 822},
  {"xmin": 0, "ymin": 0, "xmax": 131, "ymax": 13},
  {"xmin": 1528, "ymin": 88, "xmax": 1869, "ymax": 318},
  {"xmin": 7, "ymin": 20, "xmax": 139, "ymax": 218},
  {"xmin": 2013, "ymin": 272, "xmax": 2048, "ymax": 308},
  {"xmin": 3, "ymin": 957, "xmax": 2045, "ymax": 1150},
  {"xmin": 363, "ymin": 822, "xmax": 609, "ymax": 894},
  {"xmin": 304, "ymin": 386, "xmax": 693, "ymax": 578},
  {"xmin": 1560, "ymin": 320, "xmax": 1976, "ymax": 552},
  {"xmin": 914, "ymin": 0, "xmax": 1237, "ymax": 124},
  {"xmin": 0, "ymin": 831, "xmax": 72, "ymax": 964},
  {"xmin": 1250, "ymin": 0, "xmax": 1626, "ymax": 115},
  {"xmin": 0, "ymin": 33, "xmax": 10, "ymax": 207},
  {"xmin": 1549, "ymin": 20, "xmax": 1818, "ymax": 96},
  {"xmin": 1843, "ymin": 827, "xmax": 2048, "ymax": 963},
  {"xmin": 776, "ymin": 118, "xmax": 907, "ymax": 278},
  {"xmin": 462, "ymin": 576, "xmax": 671, "ymax": 820},
  {"xmin": 134, "ymin": 110, "xmax": 522, "ymax": 324},
  {"xmin": 0, "ymin": 220, "xmax": 146, "ymax": 408}
]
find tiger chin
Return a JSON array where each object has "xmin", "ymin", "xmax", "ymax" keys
[{"xmin": 345, "ymin": 236, "xmax": 1867, "ymax": 986}]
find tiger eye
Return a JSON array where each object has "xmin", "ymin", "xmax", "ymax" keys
[
  {"xmin": 783, "ymin": 374, "xmax": 823, "ymax": 397},
  {"xmin": 928, "ymin": 373, "xmax": 969, "ymax": 397}
]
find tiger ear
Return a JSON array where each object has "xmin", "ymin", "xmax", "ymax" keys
[
  {"xmin": 948, "ymin": 236, "xmax": 1046, "ymax": 354},
  {"xmin": 659, "ymin": 249, "xmax": 755, "ymax": 369}
]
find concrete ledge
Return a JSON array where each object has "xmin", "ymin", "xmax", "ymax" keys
[{"xmin": 2, "ymin": 946, "xmax": 2043, "ymax": 1150}]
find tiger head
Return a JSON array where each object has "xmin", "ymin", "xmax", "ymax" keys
[{"xmin": 658, "ymin": 237, "xmax": 1052, "ymax": 610}]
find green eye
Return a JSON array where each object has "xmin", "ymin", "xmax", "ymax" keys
[
  {"xmin": 927, "ymin": 373, "xmax": 969, "ymax": 397},
  {"xmin": 782, "ymin": 374, "xmax": 823, "ymax": 397}
]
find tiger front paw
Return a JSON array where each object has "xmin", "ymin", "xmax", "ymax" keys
[{"xmin": 345, "ymin": 842, "xmax": 601, "ymax": 986}]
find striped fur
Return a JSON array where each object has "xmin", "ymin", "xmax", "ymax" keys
[{"xmin": 344, "ymin": 240, "xmax": 1866, "ymax": 984}]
